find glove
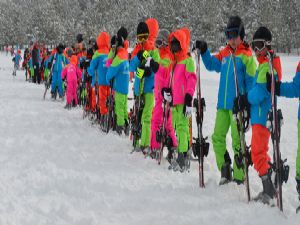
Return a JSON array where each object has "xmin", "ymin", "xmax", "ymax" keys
[
  {"xmin": 161, "ymin": 88, "xmax": 172, "ymax": 103},
  {"xmin": 144, "ymin": 67, "xmax": 152, "ymax": 77},
  {"xmin": 183, "ymin": 93, "xmax": 193, "ymax": 118},
  {"xmin": 266, "ymin": 72, "xmax": 281, "ymax": 95},
  {"xmin": 150, "ymin": 59, "xmax": 159, "ymax": 73},
  {"xmin": 195, "ymin": 40, "xmax": 207, "ymax": 55},
  {"xmin": 233, "ymin": 94, "xmax": 249, "ymax": 115},
  {"xmin": 137, "ymin": 50, "xmax": 149, "ymax": 62},
  {"xmin": 136, "ymin": 67, "xmax": 145, "ymax": 79}
]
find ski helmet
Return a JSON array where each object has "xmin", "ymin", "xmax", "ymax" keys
[
  {"xmin": 225, "ymin": 16, "xmax": 245, "ymax": 40},
  {"xmin": 117, "ymin": 27, "xmax": 128, "ymax": 40}
]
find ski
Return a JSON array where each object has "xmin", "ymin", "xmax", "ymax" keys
[
  {"xmin": 231, "ymin": 52, "xmax": 251, "ymax": 202},
  {"xmin": 43, "ymin": 53, "xmax": 56, "ymax": 100},
  {"xmin": 156, "ymin": 61, "xmax": 176, "ymax": 165},
  {"xmin": 266, "ymin": 51, "xmax": 289, "ymax": 212},
  {"xmin": 192, "ymin": 50, "xmax": 209, "ymax": 188}
]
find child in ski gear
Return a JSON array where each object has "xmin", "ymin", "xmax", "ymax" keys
[
  {"xmin": 195, "ymin": 16, "xmax": 256, "ymax": 184},
  {"xmin": 266, "ymin": 61, "xmax": 300, "ymax": 200},
  {"xmin": 238, "ymin": 26, "xmax": 279, "ymax": 204},
  {"xmin": 149, "ymin": 29, "xmax": 178, "ymax": 156},
  {"xmin": 31, "ymin": 42, "xmax": 41, "ymax": 83},
  {"xmin": 106, "ymin": 34, "xmax": 130, "ymax": 135},
  {"xmin": 87, "ymin": 32, "xmax": 111, "ymax": 120},
  {"xmin": 12, "ymin": 50, "xmax": 22, "ymax": 76},
  {"xmin": 61, "ymin": 55, "xmax": 82, "ymax": 108},
  {"xmin": 49, "ymin": 43, "xmax": 68, "ymax": 99},
  {"xmin": 167, "ymin": 28, "xmax": 197, "ymax": 171},
  {"xmin": 130, "ymin": 18, "xmax": 160, "ymax": 151}
]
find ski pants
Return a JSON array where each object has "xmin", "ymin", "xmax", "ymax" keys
[
  {"xmin": 51, "ymin": 70, "xmax": 63, "ymax": 96},
  {"xmin": 212, "ymin": 109, "xmax": 244, "ymax": 181},
  {"xmin": 115, "ymin": 92, "xmax": 128, "ymax": 127},
  {"xmin": 172, "ymin": 104, "xmax": 189, "ymax": 153},
  {"xmin": 251, "ymin": 124, "xmax": 271, "ymax": 177},
  {"xmin": 66, "ymin": 80, "xmax": 78, "ymax": 105},
  {"xmin": 33, "ymin": 63, "xmax": 40, "ymax": 84},
  {"xmin": 99, "ymin": 85, "xmax": 110, "ymax": 115},
  {"xmin": 140, "ymin": 93, "xmax": 154, "ymax": 147},
  {"xmin": 151, "ymin": 98, "xmax": 177, "ymax": 150}
]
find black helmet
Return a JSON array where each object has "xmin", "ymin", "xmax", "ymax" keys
[{"xmin": 225, "ymin": 16, "xmax": 245, "ymax": 40}]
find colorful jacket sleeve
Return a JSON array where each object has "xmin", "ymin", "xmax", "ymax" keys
[
  {"xmin": 248, "ymin": 66, "xmax": 269, "ymax": 105},
  {"xmin": 185, "ymin": 58, "xmax": 197, "ymax": 97},
  {"xmin": 201, "ymin": 49, "xmax": 222, "ymax": 73},
  {"xmin": 106, "ymin": 58, "xmax": 120, "ymax": 84},
  {"xmin": 242, "ymin": 55, "xmax": 256, "ymax": 92},
  {"xmin": 280, "ymin": 65, "xmax": 300, "ymax": 98},
  {"xmin": 87, "ymin": 57, "xmax": 98, "ymax": 86},
  {"xmin": 61, "ymin": 67, "xmax": 67, "ymax": 80}
]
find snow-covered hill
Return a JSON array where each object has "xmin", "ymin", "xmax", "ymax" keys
[{"xmin": 0, "ymin": 52, "xmax": 299, "ymax": 225}]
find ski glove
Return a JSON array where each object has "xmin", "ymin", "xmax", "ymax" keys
[
  {"xmin": 161, "ymin": 87, "xmax": 172, "ymax": 103},
  {"xmin": 233, "ymin": 94, "xmax": 249, "ymax": 115},
  {"xmin": 195, "ymin": 40, "xmax": 207, "ymax": 55},
  {"xmin": 150, "ymin": 58, "xmax": 159, "ymax": 73},
  {"xmin": 266, "ymin": 72, "xmax": 281, "ymax": 95},
  {"xmin": 183, "ymin": 93, "xmax": 193, "ymax": 118},
  {"xmin": 137, "ymin": 50, "xmax": 149, "ymax": 62}
]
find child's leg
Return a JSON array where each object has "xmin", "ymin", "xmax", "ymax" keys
[
  {"xmin": 229, "ymin": 111, "xmax": 244, "ymax": 181},
  {"xmin": 150, "ymin": 100, "xmax": 163, "ymax": 150},
  {"xmin": 140, "ymin": 93, "xmax": 154, "ymax": 147},
  {"xmin": 99, "ymin": 85, "xmax": 110, "ymax": 115},
  {"xmin": 166, "ymin": 108, "xmax": 178, "ymax": 148},
  {"xmin": 251, "ymin": 124, "xmax": 271, "ymax": 177},
  {"xmin": 212, "ymin": 110, "xmax": 231, "ymax": 170},
  {"xmin": 173, "ymin": 105, "xmax": 189, "ymax": 153},
  {"xmin": 115, "ymin": 92, "xmax": 126, "ymax": 126}
]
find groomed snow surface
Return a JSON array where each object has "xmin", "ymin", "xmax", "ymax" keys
[{"xmin": 0, "ymin": 52, "xmax": 299, "ymax": 225}]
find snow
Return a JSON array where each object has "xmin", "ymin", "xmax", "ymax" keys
[{"xmin": 0, "ymin": 51, "xmax": 299, "ymax": 225}]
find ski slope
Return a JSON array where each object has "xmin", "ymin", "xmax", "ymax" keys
[{"xmin": 0, "ymin": 52, "xmax": 299, "ymax": 225}]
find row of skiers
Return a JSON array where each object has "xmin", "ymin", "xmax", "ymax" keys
[{"xmin": 19, "ymin": 15, "xmax": 299, "ymax": 211}]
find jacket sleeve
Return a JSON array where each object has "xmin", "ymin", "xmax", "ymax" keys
[
  {"xmin": 185, "ymin": 58, "xmax": 197, "ymax": 97},
  {"xmin": 76, "ymin": 67, "xmax": 82, "ymax": 81},
  {"xmin": 280, "ymin": 71, "xmax": 300, "ymax": 98},
  {"xmin": 129, "ymin": 55, "xmax": 140, "ymax": 73},
  {"xmin": 244, "ymin": 56, "xmax": 257, "ymax": 92},
  {"xmin": 61, "ymin": 67, "xmax": 67, "ymax": 80},
  {"xmin": 201, "ymin": 48, "xmax": 222, "ymax": 73},
  {"xmin": 87, "ymin": 58, "xmax": 97, "ymax": 78},
  {"xmin": 106, "ymin": 60, "xmax": 120, "ymax": 84}
]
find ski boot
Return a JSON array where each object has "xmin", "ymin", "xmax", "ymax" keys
[
  {"xmin": 124, "ymin": 120, "xmax": 130, "ymax": 136},
  {"xmin": 253, "ymin": 170, "xmax": 276, "ymax": 205},
  {"xmin": 116, "ymin": 125, "xmax": 124, "ymax": 136},
  {"xmin": 219, "ymin": 162, "xmax": 232, "ymax": 185},
  {"xmin": 173, "ymin": 152, "xmax": 186, "ymax": 173},
  {"xmin": 64, "ymin": 103, "xmax": 72, "ymax": 110},
  {"xmin": 219, "ymin": 151, "xmax": 232, "ymax": 185}
]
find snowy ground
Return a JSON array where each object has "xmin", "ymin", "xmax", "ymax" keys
[{"xmin": 0, "ymin": 52, "xmax": 299, "ymax": 225}]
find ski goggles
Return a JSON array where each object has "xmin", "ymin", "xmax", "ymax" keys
[
  {"xmin": 137, "ymin": 33, "xmax": 149, "ymax": 43},
  {"xmin": 251, "ymin": 39, "xmax": 271, "ymax": 52},
  {"xmin": 225, "ymin": 27, "xmax": 240, "ymax": 40},
  {"xmin": 155, "ymin": 39, "xmax": 168, "ymax": 48}
]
